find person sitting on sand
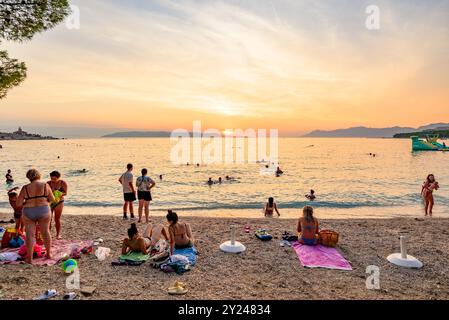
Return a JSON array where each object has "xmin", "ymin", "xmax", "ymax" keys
[
  {"xmin": 16, "ymin": 169, "xmax": 55, "ymax": 264},
  {"xmin": 166, "ymin": 210, "xmax": 194, "ymax": 255},
  {"xmin": 305, "ymin": 189, "xmax": 316, "ymax": 201},
  {"xmin": 297, "ymin": 206, "xmax": 319, "ymax": 246},
  {"xmin": 422, "ymin": 174, "xmax": 439, "ymax": 217},
  {"xmin": 143, "ymin": 223, "xmax": 170, "ymax": 247},
  {"xmin": 7, "ymin": 187, "xmax": 24, "ymax": 232},
  {"xmin": 264, "ymin": 197, "xmax": 280, "ymax": 217},
  {"xmin": 122, "ymin": 223, "xmax": 151, "ymax": 255}
]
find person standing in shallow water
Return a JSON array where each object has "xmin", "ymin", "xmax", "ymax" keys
[
  {"xmin": 5, "ymin": 169, "xmax": 14, "ymax": 184},
  {"xmin": 119, "ymin": 163, "xmax": 136, "ymax": 220},
  {"xmin": 421, "ymin": 174, "xmax": 439, "ymax": 217}
]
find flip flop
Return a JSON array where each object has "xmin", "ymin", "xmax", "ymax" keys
[
  {"xmin": 34, "ymin": 289, "xmax": 57, "ymax": 300},
  {"xmin": 168, "ymin": 281, "xmax": 188, "ymax": 295},
  {"xmin": 62, "ymin": 292, "xmax": 77, "ymax": 300},
  {"xmin": 244, "ymin": 225, "xmax": 251, "ymax": 233}
]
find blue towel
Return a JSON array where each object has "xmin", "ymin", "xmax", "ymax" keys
[{"xmin": 173, "ymin": 246, "xmax": 198, "ymax": 266}]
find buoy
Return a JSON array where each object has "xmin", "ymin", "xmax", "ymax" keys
[
  {"xmin": 387, "ymin": 235, "xmax": 423, "ymax": 269},
  {"xmin": 220, "ymin": 225, "xmax": 246, "ymax": 253}
]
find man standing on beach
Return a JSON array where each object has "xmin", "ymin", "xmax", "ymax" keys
[{"xmin": 119, "ymin": 163, "xmax": 136, "ymax": 220}]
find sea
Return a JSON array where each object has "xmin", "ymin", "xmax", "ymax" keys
[{"xmin": 1, "ymin": 137, "xmax": 448, "ymax": 219}]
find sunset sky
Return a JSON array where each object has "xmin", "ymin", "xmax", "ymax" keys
[{"xmin": 1, "ymin": 0, "xmax": 448, "ymax": 135}]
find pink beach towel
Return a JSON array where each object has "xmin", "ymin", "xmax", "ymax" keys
[
  {"xmin": 0, "ymin": 239, "xmax": 93, "ymax": 266},
  {"xmin": 292, "ymin": 242, "xmax": 352, "ymax": 271}
]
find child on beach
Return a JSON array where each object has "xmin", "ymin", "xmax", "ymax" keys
[
  {"xmin": 264, "ymin": 197, "xmax": 280, "ymax": 217},
  {"xmin": 422, "ymin": 174, "xmax": 439, "ymax": 217},
  {"xmin": 7, "ymin": 187, "xmax": 24, "ymax": 232}
]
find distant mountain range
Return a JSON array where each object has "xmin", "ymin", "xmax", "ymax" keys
[{"xmin": 303, "ymin": 123, "xmax": 449, "ymax": 138}]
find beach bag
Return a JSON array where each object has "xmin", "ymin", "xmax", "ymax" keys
[
  {"xmin": 282, "ymin": 231, "xmax": 298, "ymax": 242},
  {"xmin": 1, "ymin": 228, "xmax": 22, "ymax": 249},
  {"xmin": 9, "ymin": 235, "xmax": 24, "ymax": 248},
  {"xmin": 319, "ymin": 230, "xmax": 339, "ymax": 247}
]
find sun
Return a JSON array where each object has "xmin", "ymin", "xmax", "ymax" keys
[{"xmin": 222, "ymin": 129, "xmax": 234, "ymax": 136}]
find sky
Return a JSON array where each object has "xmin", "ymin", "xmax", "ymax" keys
[{"xmin": 1, "ymin": 0, "xmax": 448, "ymax": 136}]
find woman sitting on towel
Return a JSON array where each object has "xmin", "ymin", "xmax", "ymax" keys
[
  {"xmin": 166, "ymin": 210, "xmax": 194, "ymax": 255},
  {"xmin": 122, "ymin": 223, "xmax": 151, "ymax": 255},
  {"xmin": 297, "ymin": 206, "xmax": 319, "ymax": 246}
]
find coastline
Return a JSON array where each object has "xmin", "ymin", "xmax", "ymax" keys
[{"xmin": 1, "ymin": 212, "xmax": 448, "ymax": 300}]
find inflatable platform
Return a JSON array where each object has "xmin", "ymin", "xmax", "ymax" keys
[{"xmin": 412, "ymin": 135, "xmax": 449, "ymax": 151}]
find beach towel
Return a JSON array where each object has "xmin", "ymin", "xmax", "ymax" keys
[
  {"xmin": 111, "ymin": 251, "xmax": 150, "ymax": 266},
  {"xmin": 173, "ymin": 246, "xmax": 197, "ymax": 266},
  {"xmin": 292, "ymin": 242, "xmax": 352, "ymax": 271},
  {"xmin": 0, "ymin": 239, "xmax": 93, "ymax": 266}
]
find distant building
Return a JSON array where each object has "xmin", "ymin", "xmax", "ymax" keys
[{"xmin": 13, "ymin": 127, "xmax": 26, "ymax": 135}]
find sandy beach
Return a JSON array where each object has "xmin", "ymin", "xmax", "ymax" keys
[{"xmin": 0, "ymin": 212, "xmax": 448, "ymax": 300}]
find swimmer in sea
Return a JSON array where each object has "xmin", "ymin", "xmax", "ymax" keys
[
  {"xmin": 276, "ymin": 167, "xmax": 284, "ymax": 175},
  {"xmin": 5, "ymin": 169, "xmax": 14, "ymax": 184},
  {"xmin": 207, "ymin": 177, "xmax": 214, "ymax": 185},
  {"xmin": 305, "ymin": 189, "xmax": 316, "ymax": 201},
  {"xmin": 218, "ymin": 177, "xmax": 222, "ymax": 184},
  {"xmin": 159, "ymin": 174, "xmax": 163, "ymax": 180}
]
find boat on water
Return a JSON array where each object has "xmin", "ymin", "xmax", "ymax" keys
[{"xmin": 412, "ymin": 134, "xmax": 449, "ymax": 151}]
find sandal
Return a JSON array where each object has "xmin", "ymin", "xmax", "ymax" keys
[
  {"xmin": 168, "ymin": 281, "xmax": 188, "ymax": 295},
  {"xmin": 63, "ymin": 292, "xmax": 77, "ymax": 300},
  {"xmin": 34, "ymin": 289, "xmax": 57, "ymax": 300}
]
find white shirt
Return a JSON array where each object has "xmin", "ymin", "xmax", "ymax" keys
[{"xmin": 121, "ymin": 171, "xmax": 134, "ymax": 193}]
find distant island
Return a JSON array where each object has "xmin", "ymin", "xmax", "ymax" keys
[
  {"xmin": 0, "ymin": 127, "xmax": 59, "ymax": 140},
  {"xmin": 102, "ymin": 131, "xmax": 172, "ymax": 138},
  {"xmin": 394, "ymin": 128, "xmax": 449, "ymax": 139},
  {"xmin": 303, "ymin": 123, "xmax": 449, "ymax": 138}
]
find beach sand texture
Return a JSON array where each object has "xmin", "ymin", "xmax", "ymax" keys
[{"xmin": 0, "ymin": 213, "xmax": 448, "ymax": 300}]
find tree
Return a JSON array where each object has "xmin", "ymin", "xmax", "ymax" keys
[
  {"xmin": 0, "ymin": 51, "xmax": 26, "ymax": 99},
  {"xmin": 0, "ymin": 0, "xmax": 71, "ymax": 99}
]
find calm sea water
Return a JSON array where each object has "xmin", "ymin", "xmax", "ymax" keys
[{"xmin": 1, "ymin": 138, "xmax": 448, "ymax": 218}]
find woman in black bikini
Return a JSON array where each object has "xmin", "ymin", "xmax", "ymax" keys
[
  {"xmin": 47, "ymin": 171, "xmax": 68, "ymax": 239},
  {"xmin": 166, "ymin": 210, "xmax": 194, "ymax": 255}
]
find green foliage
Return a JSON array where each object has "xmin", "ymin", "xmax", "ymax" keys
[
  {"xmin": 0, "ymin": 0, "xmax": 71, "ymax": 42},
  {"xmin": 394, "ymin": 130, "xmax": 449, "ymax": 139},
  {"xmin": 0, "ymin": 50, "xmax": 27, "ymax": 99},
  {"xmin": 0, "ymin": 0, "xmax": 71, "ymax": 99}
]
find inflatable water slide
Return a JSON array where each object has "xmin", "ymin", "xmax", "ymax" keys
[{"xmin": 412, "ymin": 135, "xmax": 449, "ymax": 151}]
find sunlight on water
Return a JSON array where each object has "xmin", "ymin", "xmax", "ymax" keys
[{"xmin": 1, "ymin": 138, "xmax": 448, "ymax": 218}]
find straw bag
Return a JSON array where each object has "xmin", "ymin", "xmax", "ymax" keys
[{"xmin": 319, "ymin": 230, "xmax": 339, "ymax": 247}]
